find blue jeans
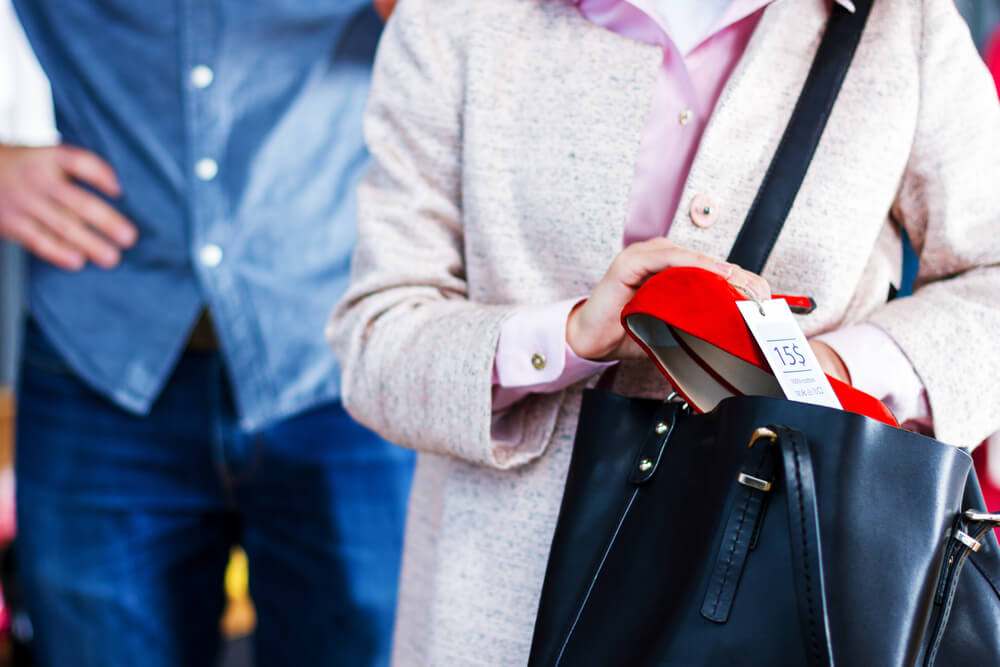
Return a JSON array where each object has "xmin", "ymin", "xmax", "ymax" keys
[{"xmin": 14, "ymin": 320, "xmax": 414, "ymax": 667}]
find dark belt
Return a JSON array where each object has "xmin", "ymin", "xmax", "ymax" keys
[{"xmin": 186, "ymin": 309, "xmax": 218, "ymax": 351}]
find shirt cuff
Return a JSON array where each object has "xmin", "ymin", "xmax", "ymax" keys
[
  {"xmin": 492, "ymin": 298, "xmax": 613, "ymax": 411},
  {"xmin": 813, "ymin": 323, "xmax": 930, "ymax": 426}
]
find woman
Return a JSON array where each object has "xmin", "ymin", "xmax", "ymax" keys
[{"xmin": 328, "ymin": 0, "xmax": 1000, "ymax": 663}]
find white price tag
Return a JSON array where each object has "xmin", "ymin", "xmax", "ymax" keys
[{"xmin": 735, "ymin": 299, "xmax": 842, "ymax": 410}]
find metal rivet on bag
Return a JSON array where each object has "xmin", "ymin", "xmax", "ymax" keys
[
  {"xmin": 638, "ymin": 459, "xmax": 653, "ymax": 472},
  {"xmin": 655, "ymin": 422, "xmax": 668, "ymax": 434}
]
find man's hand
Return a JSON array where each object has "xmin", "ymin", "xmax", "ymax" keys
[
  {"xmin": 0, "ymin": 144, "xmax": 137, "ymax": 270},
  {"xmin": 373, "ymin": 0, "xmax": 398, "ymax": 21}
]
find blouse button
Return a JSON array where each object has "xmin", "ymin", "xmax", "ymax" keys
[{"xmin": 689, "ymin": 194, "xmax": 719, "ymax": 228}]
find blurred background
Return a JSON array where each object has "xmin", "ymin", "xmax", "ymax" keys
[{"xmin": 1, "ymin": 1, "xmax": 999, "ymax": 665}]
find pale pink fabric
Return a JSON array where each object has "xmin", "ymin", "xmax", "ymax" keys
[
  {"xmin": 814, "ymin": 324, "xmax": 931, "ymax": 431},
  {"xmin": 492, "ymin": 0, "xmax": 929, "ymax": 426},
  {"xmin": 491, "ymin": 298, "xmax": 609, "ymax": 411}
]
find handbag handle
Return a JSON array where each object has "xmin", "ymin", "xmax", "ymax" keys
[
  {"xmin": 750, "ymin": 425, "xmax": 835, "ymax": 667},
  {"xmin": 752, "ymin": 426, "xmax": 1000, "ymax": 667}
]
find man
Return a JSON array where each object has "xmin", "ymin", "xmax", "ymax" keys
[
  {"xmin": 0, "ymin": 2, "xmax": 412, "ymax": 665},
  {"xmin": 0, "ymin": 0, "xmax": 56, "ymax": 388}
]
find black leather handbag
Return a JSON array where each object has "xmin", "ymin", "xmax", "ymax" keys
[
  {"xmin": 527, "ymin": 396, "xmax": 1000, "ymax": 666},
  {"xmin": 527, "ymin": 2, "xmax": 1000, "ymax": 665}
]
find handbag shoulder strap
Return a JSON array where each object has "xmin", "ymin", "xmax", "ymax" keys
[
  {"xmin": 733, "ymin": 5, "xmax": 875, "ymax": 665},
  {"xmin": 726, "ymin": 0, "xmax": 875, "ymax": 275},
  {"xmin": 767, "ymin": 425, "xmax": 835, "ymax": 667}
]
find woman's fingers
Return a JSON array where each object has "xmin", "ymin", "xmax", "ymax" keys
[
  {"xmin": 620, "ymin": 239, "xmax": 770, "ymax": 299},
  {"xmin": 727, "ymin": 265, "xmax": 771, "ymax": 301},
  {"xmin": 568, "ymin": 239, "xmax": 772, "ymax": 362},
  {"xmin": 612, "ymin": 239, "xmax": 733, "ymax": 287}
]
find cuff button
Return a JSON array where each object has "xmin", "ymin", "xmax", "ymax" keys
[{"xmin": 531, "ymin": 353, "xmax": 547, "ymax": 370}]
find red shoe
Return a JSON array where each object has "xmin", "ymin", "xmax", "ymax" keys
[{"xmin": 621, "ymin": 266, "xmax": 898, "ymax": 427}]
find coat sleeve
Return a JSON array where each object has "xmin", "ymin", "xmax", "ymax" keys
[
  {"xmin": 865, "ymin": 0, "xmax": 1000, "ymax": 447},
  {"xmin": 325, "ymin": 0, "xmax": 566, "ymax": 469}
]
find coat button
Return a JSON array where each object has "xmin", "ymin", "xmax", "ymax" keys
[
  {"xmin": 531, "ymin": 353, "xmax": 546, "ymax": 370},
  {"xmin": 690, "ymin": 194, "xmax": 719, "ymax": 228}
]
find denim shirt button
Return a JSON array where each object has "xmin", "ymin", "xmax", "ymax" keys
[
  {"xmin": 190, "ymin": 65, "xmax": 214, "ymax": 89},
  {"xmin": 198, "ymin": 244, "xmax": 223, "ymax": 268},
  {"xmin": 195, "ymin": 158, "xmax": 218, "ymax": 181}
]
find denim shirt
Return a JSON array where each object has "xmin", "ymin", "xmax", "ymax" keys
[{"xmin": 13, "ymin": 0, "xmax": 382, "ymax": 430}]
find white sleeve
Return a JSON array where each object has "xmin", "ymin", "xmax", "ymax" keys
[{"xmin": 0, "ymin": 0, "xmax": 57, "ymax": 146}]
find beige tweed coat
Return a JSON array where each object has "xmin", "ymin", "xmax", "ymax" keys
[{"xmin": 327, "ymin": 0, "xmax": 1000, "ymax": 663}]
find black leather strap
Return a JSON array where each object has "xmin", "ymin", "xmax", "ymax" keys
[
  {"xmin": 701, "ymin": 442, "xmax": 776, "ymax": 623},
  {"xmin": 769, "ymin": 425, "xmax": 835, "ymax": 667},
  {"xmin": 726, "ymin": 0, "xmax": 874, "ymax": 275},
  {"xmin": 925, "ymin": 519, "xmax": 997, "ymax": 666},
  {"xmin": 628, "ymin": 402, "xmax": 678, "ymax": 484}
]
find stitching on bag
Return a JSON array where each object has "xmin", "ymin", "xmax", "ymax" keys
[
  {"xmin": 708, "ymin": 452, "xmax": 768, "ymax": 617},
  {"xmin": 710, "ymin": 489, "xmax": 754, "ymax": 616},
  {"xmin": 933, "ymin": 537, "xmax": 958, "ymax": 604},
  {"xmin": 928, "ymin": 526, "xmax": 1000, "ymax": 666},
  {"xmin": 928, "ymin": 548, "xmax": 975, "ymax": 666},
  {"xmin": 792, "ymin": 435, "xmax": 822, "ymax": 664}
]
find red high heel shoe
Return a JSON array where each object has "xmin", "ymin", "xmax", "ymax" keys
[{"xmin": 621, "ymin": 266, "xmax": 898, "ymax": 427}]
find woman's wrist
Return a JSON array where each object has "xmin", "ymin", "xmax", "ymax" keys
[
  {"xmin": 809, "ymin": 339, "xmax": 851, "ymax": 385},
  {"xmin": 565, "ymin": 300, "xmax": 604, "ymax": 360}
]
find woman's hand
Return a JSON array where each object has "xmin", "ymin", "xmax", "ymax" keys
[
  {"xmin": 566, "ymin": 238, "xmax": 771, "ymax": 362},
  {"xmin": 809, "ymin": 340, "xmax": 851, "ymax": 385}
]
